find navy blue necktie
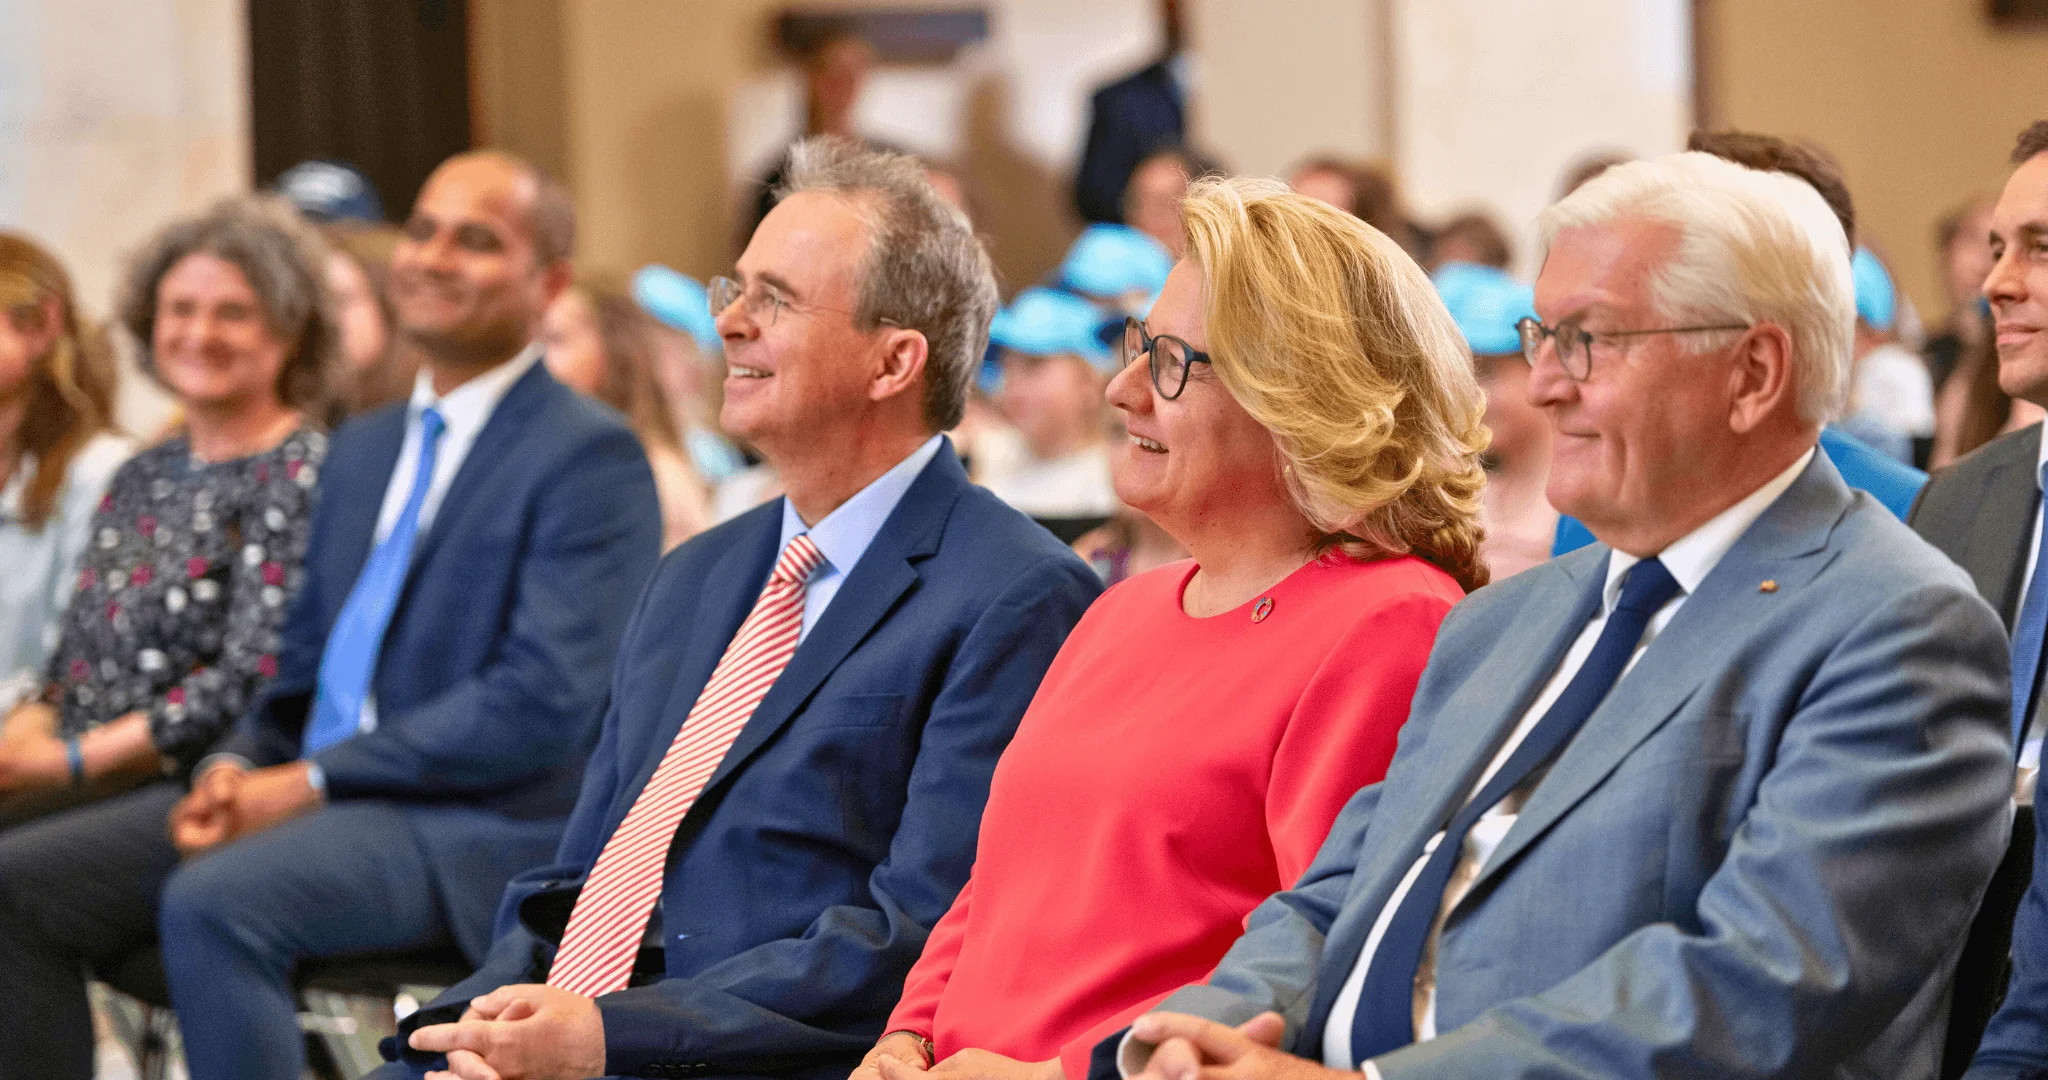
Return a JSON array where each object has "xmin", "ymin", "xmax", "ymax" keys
[
  {"xmin": 1351, "ymin": 557, "xmax": 1682, "ymax": 1064},
  {"xmin": 2009, "ymin": 464, "xmax": 2048, "ymax": 753},
  {"xmin": 305, "ymin": 406, "xmax": 446, "ymax": 754}
]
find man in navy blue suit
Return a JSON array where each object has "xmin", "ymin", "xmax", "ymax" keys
[
  {"xmin": 377, "ymin": 136, "xmax": 1100, "ymax": 1080},
  {"xmin": 154, "ymin": 150, "xmax": 663, "ymax": 1079}
]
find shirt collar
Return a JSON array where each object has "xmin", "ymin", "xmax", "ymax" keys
[
  {"xmin": 407, "ymin": 341, "xmax": 544, "ymax": 430},
  {"xmin": 2035, "ymin": 424, "xmax": 2048, "ymax": 491},
  {"xmin": 778, "ymin": 434, "xmax": 946, "ymax": 577},
  {"xmin": 1600, "ymin": 446, "xmax": 1816, "ymax": 613}
]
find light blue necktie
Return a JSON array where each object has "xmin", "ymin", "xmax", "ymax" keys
[
  {"xmin": 2008, "ymin": 462, "xmax": 2048, "ymax": 753},
  {"xmin": 305, "ymin": 406, "xmax": 446, "ymax": 755}
]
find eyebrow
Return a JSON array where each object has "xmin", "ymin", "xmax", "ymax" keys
[{"xmin": 754, "ymin": 271, "xmax": 803, "ymax": 300}]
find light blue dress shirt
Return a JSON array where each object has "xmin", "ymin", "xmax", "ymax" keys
[{"xmin": 777, "ymin": 435, "xmax": 944, "ymax": 642}]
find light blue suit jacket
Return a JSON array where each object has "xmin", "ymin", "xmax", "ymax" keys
[{"xmin": 1131, "ymin": 452, "xmax": 2012, "ymax": 1078}]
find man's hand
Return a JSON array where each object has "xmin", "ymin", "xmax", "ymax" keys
[
  {"xmin": 410, "ymin": 983, "xmax": 606, "ymax": 1080},
  {"xmin": 852, "ymin": 1032, "xmax": 933, "ymax": 1080},
  {"xmin": 171, "ymin": 761, "xmax": 248, "ymax": 855},
  {"xmin": 230, "ymin": 761, "xmax": 323, "ymax": 836},
  {"xmin": 879, "ymin": 1048, "xmax": 1059, "ymax": 1080},
  {"xmin": 1132, "ymin": 1012, "xmax": 1338, "ymax": 1080}
]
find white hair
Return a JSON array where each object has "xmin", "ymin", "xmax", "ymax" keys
[{"xmin": 1535, "ymin": 150, "xmax": 1855, "ymax": 423}]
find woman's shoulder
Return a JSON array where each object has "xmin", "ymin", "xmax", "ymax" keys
[{"xmin": 1300, "ymin": 552, "xmax": 1466, "ymax": 617}]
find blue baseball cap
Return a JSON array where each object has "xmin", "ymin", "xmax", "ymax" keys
[
  {"xmin": 1432, "ymin": 261, "xmax": 1536, "ymax": 357},
  {"xmin": 274, "ymin": 160, "xmax": 384, "ymax": 224},
  {"xmin": 633, "ymin": 265, "xmax": 722, "ymax": 355},
  {"xmin": 989, "ymin": 288, "xmax": 1116, "ymax": 370},
  {"xmin": 1852, "ymin": 247, "xmax": 1896, "ymax": 332},
  {"xmin": 1058, "ymin": 224, "xmax": 1173, "ymax": 303}
]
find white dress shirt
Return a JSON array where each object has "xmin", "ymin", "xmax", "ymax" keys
[
  {"xmin": 2015, "ymin": 432, "xmax": 2048, "ymax": 782},
  {"xmin": 777, "ymin": 435, "xmax": 943, "ymax": 642},
  {"xmin": 1323, "ymin": 449, "xmax": 1813, "ymax": 1076},
  {"xmin": 353, "ymin": 344, "xmax": 543, "ymax": 735}
]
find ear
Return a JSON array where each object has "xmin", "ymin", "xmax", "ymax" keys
[
  {"xmin": 869, "ymin": 326, "xmax": 930, "ymax": 408},
  {"xmin": 537, "ymin": 259, "xmax": 574, "ymax": 311},
  {"xmin": 1725, "ymin": 323, "xmax": 1797, "ymax": 434}
]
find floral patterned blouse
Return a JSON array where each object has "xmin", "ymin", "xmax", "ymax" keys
[{"xmin": 41, "ymin": 427, "xmax": 324, "ymax": 768}]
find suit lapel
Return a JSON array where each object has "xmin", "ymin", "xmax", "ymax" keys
[
  {"xmin": 1303, "ymin": 553, "xmax": 1608, "ymax": 1035},
  {"xmin": 1457, "ymin": 453, "xmax": 1850, "ymax": 904},
  {"xmin": 697, "ymin": 448, "xmax": 968, "ymax": 796},
  {"xmin": 1959, "ymin": 427, "xmax": 2041, "ymax": 628},
  {"xmin": 402, "ymin": 362, "xmax": 554, "ymax": 592}
]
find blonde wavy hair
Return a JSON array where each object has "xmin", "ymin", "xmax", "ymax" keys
[{"xmin": 1180, "ymin": 176, "xmax": 1492, "ymax": 591}]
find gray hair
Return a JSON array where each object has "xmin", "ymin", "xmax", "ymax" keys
[
  {"xmin": 119, "ymin": 194, "xmax": 338, "ymax": 412},
  {"xmin": 1536, "ymin": 151, "xmax": 1855, "ymax": 424},
  {"xmin": 775, "ymin": 136, "xmax": 998, "ymax": 431}
]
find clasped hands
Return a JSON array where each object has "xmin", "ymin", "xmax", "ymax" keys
[
  {"xmin": 850, "ymin": 1011, "xmax": 1342, "ymax": 1080},
  {"xmin": 168, "ymin": 759, "xmax": 322, "ymax": 855}
]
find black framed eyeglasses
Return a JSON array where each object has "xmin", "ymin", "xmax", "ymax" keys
[
  {"xmin": 1515, "ymin": 315, "xmax": 1750, "ymax": 382},
  {"xmin": 1121, "ymin": 316, "xmax": 1212, "ymax": 400}
]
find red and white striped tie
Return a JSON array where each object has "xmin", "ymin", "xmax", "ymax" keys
[{"xmin": 547, "ymin": 534, "xmax": 826, "ymax": 997}]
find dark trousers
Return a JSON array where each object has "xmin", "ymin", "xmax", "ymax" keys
[
  {"xmin": 0, "ymin": 781, "xmax": 183, "ymax": 1080},
  {"xmin": 158, "ymin": 800, "xmax": 460, "ymax": 1080}
]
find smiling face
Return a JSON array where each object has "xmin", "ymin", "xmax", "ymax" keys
[
  {"xmin": 151, "ymin": 252, "xmax": 292, "ymax": 413},
  {"xmin": 717, "ymin": 190, "xmax": 895, "ymax": 460},
  {"xmin": 1105, "ymin": 260, "xmax": 1290, "ymax": 540},
  {"xmin": 1989, "ymin": 153, "xmax": 2048, "ymax": 406},
  {"xmin": 390, "ymin": 155, "xmax": 556, "ymax": 364},
  {"xmin": 1530, "ymin": 217, "xmax": 1748, "ymax": 543}
]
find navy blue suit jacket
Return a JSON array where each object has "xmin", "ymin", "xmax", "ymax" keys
[
  {"xmin": 1074, "ymin": 60, "xmax": 1185, "ymax": 225},
  {"xmin": 219, "ymin": 361, "xmax": 662, "ymax": 958},
  {"xmin": 383, "ymin": 440, "xmax": 1101, "ymax": 1080}
]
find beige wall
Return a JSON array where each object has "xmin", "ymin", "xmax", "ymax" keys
[
  {"xmin": 0, "ymin": 0, "xmax": 250, "ymax": 434},
  {"xmin": 1191, "ymin": 0, "xmax": 1391, "ymax": 177},
  {"xmin": 1703, "ymin": 0, "xmax": 2048, "ymax": 319}
]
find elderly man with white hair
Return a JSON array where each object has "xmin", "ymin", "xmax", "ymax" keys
[{"xmin": 1094, "ymin": 151, "xmax": 2014, "ymax": 1080}]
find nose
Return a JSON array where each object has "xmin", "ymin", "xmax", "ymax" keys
[
  {"xmin": 715, "ymin": 296, "xmax": 756, "ymax": 343},
  {"xmin": 1104, "ymin": 354, "xmax": 1151, "ymax": 416},
  {"xmin": 1524, "ymin": 343, "xmax": 1576, "ymax": 410},
  {"xmin": 1986, "ymin": 244, "xmax": 2028, "ymax": 308}
]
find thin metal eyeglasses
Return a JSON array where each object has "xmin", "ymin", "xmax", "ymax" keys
[
  {"xmin": 708, "ymin": 275, "xmax": 897, "ymax": 328},
  {"xmin": 1121, "ymin": 316, "xmax": 1212, "ymax": 400},
  {"xmin": 1515, "ymin": 315, "xmax": 1751, "ymax": 381}
]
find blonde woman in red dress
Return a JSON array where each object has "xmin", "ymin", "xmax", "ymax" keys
[{"xmin": 854, "ymin": 177, "xmax": 1491, "ymax": 1080}]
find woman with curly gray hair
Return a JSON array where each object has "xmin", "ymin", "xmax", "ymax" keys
[{"xmin": 0, "ymin": 194, "xmax": 336, "ymax": 1078}]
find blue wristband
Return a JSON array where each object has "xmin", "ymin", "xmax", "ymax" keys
[{"xmin": 64, "ymin": 737, "xmax": 85, "ymax": 789}]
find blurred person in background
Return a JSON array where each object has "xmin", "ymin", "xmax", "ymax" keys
[
  {"xmin": 1842, "ymin": 246, "xmax": 1936, "ymax": 464},
  {"xmin": 855, "ymin": 177, "xmax": 1485, "ymax": 1080},
  {"xmin": 544, "ymin": 278, "xmax": 712, "ymax": 548},
  {"xmin": 1125, "ymin": 146, "xmax": 1220, "ymax": 261},
  {"xmin": 0, "ymin": 195, "xmax": 334, "ymax": 1080},
  {"xmin": 981, "ymin": 288, "xmax": 1121, "ymax": 542},
  {"xmin": 1288, "ymin": 156, "xmax": 1427, "ymax": 260},
  {"xmin": 1075, "ymin": 0, "xmax": 1190, "ymax": 226},
  {"xmin": 633, "ymin": 264, "xmax": 750, "ymax": 488},
  {"xmin": 274, "ymin": 159, "xmax": 386, "ymax": 227},
  {"xmin": 1928, "ymin": 196, "xmax": 1997, "ymax": 391},
  {"xmin": 1953, "ymin": 119, "xmax": 2048, "ymax": 1080},
  {"xmin": 1429, "ymin": 210, "xmax": 1514, "ymax": 271},
  {"xmin": 323, "ymin": 223, "xmax": 420, "ymax": 419},
  {"xmin": 1057, "ymin": 222, "xmax": 1175, "ymax": 318},
  {"xmin": 0, "ymin": 234, "xmax": 132, "ymax": 718},
  {"xmin": 154, "ymin": 151, "xmax": 660, "ymax": 1080},
  {"xmin": 747, "ymin": 32, "xmax": 881, "ymax": 241},
  {"xmin": 1434, "ymin": 261, "xmax": 1553, "ymax": 578}
]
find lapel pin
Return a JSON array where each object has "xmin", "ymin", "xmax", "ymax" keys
[
  {"xmin": 1759, "ymin": 579, "xmax": 1779, "ymax": 593},
  {"xmin": 1252, "ymin": 596, "xmax": 1275, "ymax": 623}
]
